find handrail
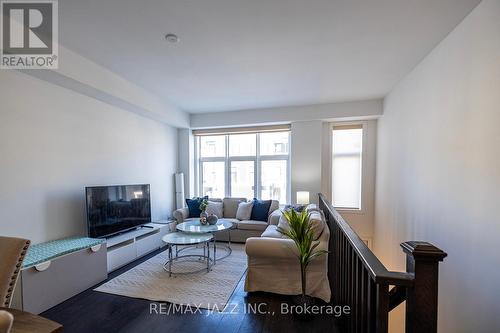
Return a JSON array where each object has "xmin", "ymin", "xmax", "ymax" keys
[
  {"xmin": 319, "ymin": 193, "xmax": 414, "ymax": 286},
  {"xmin": 318, "ymin": 193, "xmax": 447, "ymax": 333}
]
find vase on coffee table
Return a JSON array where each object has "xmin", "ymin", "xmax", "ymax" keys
[
  {"xmin": 207, "ymin": 214, "xmax": 218, "ymax": 225},
  {"xmin": 200, "ymin": 212, "xmax": 208, "ymax": 225}
]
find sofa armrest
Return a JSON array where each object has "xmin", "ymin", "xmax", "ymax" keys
[
  {"xmin": 268, "ymin": 209, "xmax": 282, "ymax": 225},
  {"xmin": 173, "ymin": 207, "xmax": 189, "ymax": 224},
  {"xmin": 245, "ymin": 236, "xmax": 329, "ymax": 259},
  {"xmin": 245, "ymin": 237, "xmax": 297, "ymax": 259},
  {"xmin": 0, "ymin": 310, "xmax": 13, "ymax": 333}
]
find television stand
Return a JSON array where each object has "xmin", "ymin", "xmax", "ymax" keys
[{"xmin": 106, "ymin": 222, "xmax": 174, "ymax": 272}]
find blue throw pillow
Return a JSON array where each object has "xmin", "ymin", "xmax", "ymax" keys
[
  {"xmin": 250, "ymin": 198, "xmax": 272, "ymax": 222},
  {"xmin": 185, "ymin": 196, "xmax": 208, "ymax": 218}
]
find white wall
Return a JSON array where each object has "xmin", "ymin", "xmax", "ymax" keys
[
  {"xmin": 374, "ymin": 1, "xmax": 500, "ymax": 332},
  {"xmin": 291, "ymin": 121, "xmax": 323, "ymax": 205},
  {"xmin": 26, "ymin": 45, "xmax": 189, "ymax": 128},
  {"xmin": 190, "ymin": 99, "xmax": 382, "ymax": 128},
  {"xmin": 0, "ymin": 70, "xmax": 178, "ymax": 244}
]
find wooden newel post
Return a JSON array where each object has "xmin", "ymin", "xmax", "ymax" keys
[{"xmin": 400, "ymin": 241, "xmax": 447, "ymax": 333}]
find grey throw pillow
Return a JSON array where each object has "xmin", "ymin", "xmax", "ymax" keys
[
  {"xmin": 236, "ymin": 201, "xmax": 253, "ymax": 221},
  {"xmin": 277, "ymin": 213, "xmax": 291, "ymax": 234},
  {"xmin": 277, "ymin": 209, "xmax": 325, "ymax": 240},
  {"xmin": 206, "ymin": 201, "xmax": 223, "ymax": 218},
  {"xmin": 308, "ymin": 210, "xmax": 325, "ymax": 240}
]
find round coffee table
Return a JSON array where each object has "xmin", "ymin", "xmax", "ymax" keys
[
  {"xmin": 176, "ymin": 219, "xmax": 234, "ymax": 263},
  {"xmin": 161, "ymin": 232, "xmax": 213, "ymax": 277}
]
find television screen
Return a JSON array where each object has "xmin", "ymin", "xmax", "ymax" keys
[{"xmin": 86, "ymin": 184, "xmax": 151, "ymax": 238}]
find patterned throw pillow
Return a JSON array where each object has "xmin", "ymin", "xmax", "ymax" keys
[
  {"xmin": 206, "ymin": 201, "xmax": 223, "ymax": 218},
  {"xmin": 185, "ymin": 196, "xmax": 208, "ymax": 218},
  {"xmin": 236, "ymin": 201, "xmax": 253, "ymax": 220}
]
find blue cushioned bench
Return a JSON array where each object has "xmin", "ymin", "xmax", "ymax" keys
[{"xmin": 22, "ymin": 237, "xmax": 106, "ymax": 269}]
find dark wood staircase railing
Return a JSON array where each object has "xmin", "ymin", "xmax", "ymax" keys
[{"xmin": 318, "ymin": 193, "xmax": 447, "ymax": 333}]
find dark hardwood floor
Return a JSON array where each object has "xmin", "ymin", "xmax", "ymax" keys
[{"xmin": 42, "ymin": 246, "xmax": 341, "ymax": 333}]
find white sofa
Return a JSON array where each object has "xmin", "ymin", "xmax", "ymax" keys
[
  {"xmin": 244, "ymin": 205, "xmax": 331, "ymax": 302},
  {"xmin": 173, "ymin": 197, "xmax": 280, "ymax": 243}
]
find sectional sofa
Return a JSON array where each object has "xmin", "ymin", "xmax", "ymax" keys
[{"xmin": 172, "ymin": 197, "xmax": 280, "ymax": 243}]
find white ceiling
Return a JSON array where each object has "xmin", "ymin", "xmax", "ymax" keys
[{"xmin": 59, "ymin": 0, "xmax": 480, "ymax": 113}]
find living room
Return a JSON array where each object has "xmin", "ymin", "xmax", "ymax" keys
[{"xmin": 0, "ymin": 1, "xmax": 499, "ymax": 333}]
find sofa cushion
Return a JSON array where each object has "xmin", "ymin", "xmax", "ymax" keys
[
  {"xmin": 236, "ymin": 220, "xmax": 268, "ymax": 231},
  {"xmin": 222, "ymin": 218, "xmax": 239, "ymax": 224},
  {"xmin": 309, "ymin": 210, "xmax": 326, "ymax": 240},
  {"xmin": 261, "ymin": 225, "xmax": 284, "ymax": 239},
  {"xmin": 185, "ymin": 196, "xmax": 208, "ymax": 218},
  {"xmin": 223, "ymin": 197, "xmax": 247, "ymax": 218},
  {"xmin": 206, "ymin": 201, "xmax": 223, "ymax": 218},
  {"xmin": 250, "ymin": 199, "xmax": 272, "ymax": 221},
  {"xmin": 236, "ymin": 201, "xmax": 253, "ymax": 220}
]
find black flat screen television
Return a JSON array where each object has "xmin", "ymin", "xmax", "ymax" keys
[{"xmin": 86, "ymin": 184, "xmax": 151, "ymax": 238}]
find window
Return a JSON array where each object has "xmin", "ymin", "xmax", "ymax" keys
[
  {"xmin": 200, "ymin": 135, "xmax": 225, "ymax": 157},
  {"xmin": 259, "ymin": 132, "xmax": 289, "ymax": 155},
  {"xmin": 260, "ymin": 160, "xmax": 287, "ymax": 203},
  {"xmin": 201, "ymin": 161, "xmax": 225, "ymax": 198},
  {"xmin": 229, "ymin": 133, "xmax": 256, "ymax": 156},
  {"xmin": 230, "ymin": 160, "xmax": 255, "ymax": 199},
  {"xmin": 196, "ymin": 130, "xmax": 290, "ymax": 203},
  {"xmin": 332, "ymin": 126, "xmax": 363, "ymax": 210}
]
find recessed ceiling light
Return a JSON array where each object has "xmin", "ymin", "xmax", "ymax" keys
[{"xmin": 165, "ymin": 34, "xmax": 179, "ymax": 43}]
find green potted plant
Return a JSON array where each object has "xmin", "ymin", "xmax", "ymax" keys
[
  {"xmin": 277, "ymin": 209, "xmax": 328, "ymax": 311},
  {"xmin": 199, "ymin": 198, "xmax": 209, "ymax": 225}
]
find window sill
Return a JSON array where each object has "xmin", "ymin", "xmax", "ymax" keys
[{"xmin": 335, "ymin": 208, "xmax": 365, "ymax": 215}]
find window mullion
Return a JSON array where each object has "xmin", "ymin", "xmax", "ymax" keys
[
  {"xmin": 287, "ymin": 130, "xmax": 291, "ymax": 203},
  {"xmin": 259, "ymin": 155, "xmax": 289, "ymax": 161},
  {"xmin": 196, "ymin": 136, "xmax": 201, "ymax": 197},
  {"xmin": 256, "ymin": 133, "xmax": 261, "ymax": 199},
  {"xmin": 225, "ymin": 135, "xmax": 230, "ymax": 198}
]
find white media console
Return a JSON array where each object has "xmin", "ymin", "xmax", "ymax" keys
[
  {"xmin": 13, "ymin": 221, "xmax": 175, "ymax": 314},
  {"xmin": 106, "ymin": 221, "xmax": 175, "ymax": 272}
]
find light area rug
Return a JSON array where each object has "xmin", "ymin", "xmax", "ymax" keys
[{"xmin": 94, "ymin": 243, "xmax": 247, "ymax": 311}]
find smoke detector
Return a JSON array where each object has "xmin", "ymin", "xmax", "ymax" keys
[{"xmin": 165, "ymin": 34, "xmax": 179, "ymax": 43}]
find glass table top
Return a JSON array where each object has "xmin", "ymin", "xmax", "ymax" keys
[
  {"xmin": 176, "ymin": 219, "xmax": 234, "ymax": 233},
  {"xmin": 162, "ymin": 232, "xmax": 213, "ymax": 245}
]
